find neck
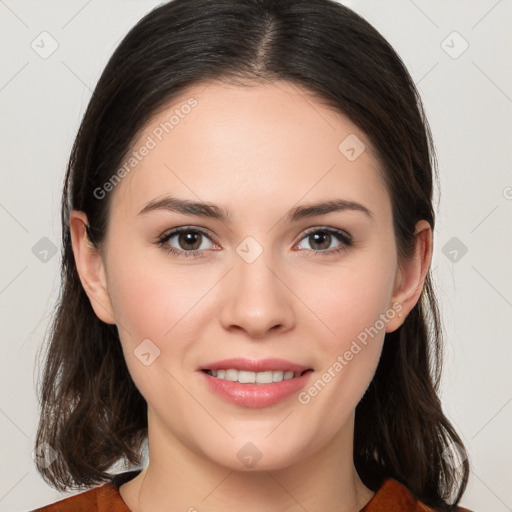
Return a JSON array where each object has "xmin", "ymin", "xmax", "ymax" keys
[{"xmin": 119, "ymin": 409, "xmax": 375, "ymax": 512}]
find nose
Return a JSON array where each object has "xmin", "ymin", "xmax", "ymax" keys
[{"xmin": 219, "ymin": 250, "xmax": 295, "ymax": 339}]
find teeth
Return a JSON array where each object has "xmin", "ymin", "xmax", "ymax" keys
[{"xmin": 207, "ymin": 369, "xmax": 302, "ymax": 383}]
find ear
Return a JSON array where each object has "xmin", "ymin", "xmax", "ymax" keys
[
  {"xmin": 69, "ymin": 210, "xmax": 116, "ymax": 325},
  {"xmin": 386, "ymin": 220, "xmax": 433, "ymax": 333}
]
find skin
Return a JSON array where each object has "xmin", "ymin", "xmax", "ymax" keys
[{"xmin": 70, "ymin": 80, "xmax": 432, "ymax": 512}]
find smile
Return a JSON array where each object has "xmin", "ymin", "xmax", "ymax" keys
[{"xmin": 200, "ymin": 368, "xmax": 314, "ymax": 408}]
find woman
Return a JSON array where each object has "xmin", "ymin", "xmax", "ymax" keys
[{"xmin": 33, "ymin": 0, "xmax": 473, "ymax": 510}]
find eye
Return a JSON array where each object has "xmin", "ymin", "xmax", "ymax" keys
[
  {"xmin": 156, "ymin": 226, "xmax": 353, "ymax": 259},
  {"xmin": 156, "ymin": 227, "xmax": 217, "ymax": 258},
  {"xmin": 295, "ymin": 227, "xmax": 353, "ymax": 256}
]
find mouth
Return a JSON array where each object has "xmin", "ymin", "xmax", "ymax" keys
[
  {"xmin": 201, "ymin": 368, "xmax": 313, "ymax": 384},
  {"xmin": 199, "ymin": 362, "xmax": 315, "ymax": 408}
]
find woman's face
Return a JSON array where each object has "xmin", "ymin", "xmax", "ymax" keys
[{"xmin": 75, "ymin": 80, "xmax": 421, "ymax": 471}]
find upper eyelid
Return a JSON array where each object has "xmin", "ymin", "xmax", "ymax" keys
[
  {"xmin": 301, "ymin": 225, "xmax": 351, "ymax": 239},
  {"xmin": 161, "ymin": 226, "xmax": 216, "ymax": 242}
]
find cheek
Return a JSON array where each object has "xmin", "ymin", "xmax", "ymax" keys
[
  {"xmin": 104, "ymin": 256, "xmax": 199, "ymax": 409},
  {"xmin": 106, "ymin": 247, "xmax": 210, "ymax": 343},
  {"xmin": 294, "ymin": 256, "xmax": 394, "ymax": 411},
  {"xmin": 109, "ymin": 271, "xmax": 171, "ymax": 343},
  {"xmin": 315, "ymin": 278, "xmax": 388, "ymax": 387},
  {"xmin": 104, "ymin": 247, "xmax": 218, "ymax": 386},
  {"xmin": 301, "ymin": 257, "xmax": 396, "ymax": 344}
]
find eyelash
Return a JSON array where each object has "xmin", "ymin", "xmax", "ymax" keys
[{"xmin": 156, "ymin": 226, "xmax": 353, "ymax": 259}]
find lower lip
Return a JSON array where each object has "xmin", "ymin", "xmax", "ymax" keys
[{"xmin": 199, "ymin": 370, "xmax": 314, "ymax": 408}]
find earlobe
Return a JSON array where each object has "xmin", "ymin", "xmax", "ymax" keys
[
  {"xmin": 68, "ymin": 210, "xmax": 116, "ymax": 325},
  {"xmin": 386, "ymin": 220, "xmax": 433, "ymax": 333}
]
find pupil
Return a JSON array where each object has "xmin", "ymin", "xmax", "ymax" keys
[
  {"xmin": 311, "ymin": 232, "xmax": 330, "ymax": 250},
  {"xmin": 180, "ymin": 232, "xmax": 201, "ymax": 250}
]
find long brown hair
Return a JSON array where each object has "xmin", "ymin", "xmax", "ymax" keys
[{"xmin": 35, "ymin": 0, "xmax": 469, "ymax": 508}]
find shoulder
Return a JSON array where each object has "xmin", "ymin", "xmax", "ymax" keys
[
  {"xmin": 31, "ymin": 482, "xmax": 130, "ymax": 512},
  {"xmin": 361, "ymin": 478, "xmax": 475, "ymax": 512}
]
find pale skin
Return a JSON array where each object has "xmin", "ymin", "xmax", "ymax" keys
[{"xmin": 70, "ymin": 80, "xmax": 432, "ymax": 512}]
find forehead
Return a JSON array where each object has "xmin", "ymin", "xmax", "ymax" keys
[{"xmin": 109, "ymin": 80, "xmax": 388, "ymax": 221}]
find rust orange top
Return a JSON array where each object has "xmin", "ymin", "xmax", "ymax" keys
[{"xmin": 32, "ymin": 470, "xmax": 473, "ymax": 512}]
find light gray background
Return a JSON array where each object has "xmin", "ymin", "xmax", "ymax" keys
[{"xmin": 1, "ymin": 1, "xmax": 511, "ymax": 510}]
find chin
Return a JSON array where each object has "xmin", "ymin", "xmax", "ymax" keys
[{"xmin": 200, "ymin": 439, "xmax": 306, "ymax": 472}]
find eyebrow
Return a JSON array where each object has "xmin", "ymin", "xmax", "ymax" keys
[{"xmin": 137, "ymin": 196, "xmax": 373, "ymax": 223}]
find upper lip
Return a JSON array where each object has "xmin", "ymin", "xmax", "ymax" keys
[{"xmin": 198, "ymin": 357, "xmax": 312, "ymax": 373}]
